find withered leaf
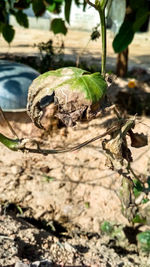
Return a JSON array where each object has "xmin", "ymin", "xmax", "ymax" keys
[
  {"xmin": 27, "ymin": 67, "xmax": 107, "ymax": 128},
  {"xmin": 129, "ymin": 130, "xmax": 148, "ymax": 148},
  {"xmin": 102, "ymin": 119, "xmax": 135, "ymax": 170}
]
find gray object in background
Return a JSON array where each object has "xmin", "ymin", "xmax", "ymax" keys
[{"xmin": 0, "ymin": 60, "xmax": 39, "ymax": 111}]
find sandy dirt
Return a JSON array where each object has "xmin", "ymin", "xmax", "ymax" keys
[
  {"xmin": 0, "ymin": 27, "xmax": 150, "ymax": 71},
  {"xmin": 1, "ymin": 98, "xmax": 150, "ymax": 266}
]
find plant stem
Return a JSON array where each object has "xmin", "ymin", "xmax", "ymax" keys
[
  {"xmin": 0, "ymin": 122, "xmax": 119, "ymax": 155},
  {"xmin": 0, "ymin": 133, "xmax": 19, "ymax": 151},
  {"xmin": 98, "ymin": 8, "xmax": 106, "ymax": 77},
  {"xmin": 87, "ymin": 0, "xmax": 108, "ymax": 77}
]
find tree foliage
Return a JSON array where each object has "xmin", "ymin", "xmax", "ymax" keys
[
  {"xmin": 0, "ymin": 0, "xmax": 149, "ymax": 54},
  {"xmin": 113, "ymin": 0, "xmax": 150, "ymax": 53},
  {"xmin": 0, "ymin": 0, "xmax": 86, "ymax": 43}
]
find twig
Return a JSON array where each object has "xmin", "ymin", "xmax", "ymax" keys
[
  {"xmin": 18, "ymin": 124, "xmax": 120, "ymax": 155},
  {"xmin": 0, "ymin": 106, "xmax": 19, "ymax": 139},
  {"xmin": 86, "ymin": 0, "xmax": 96, "ymax": 8},
  {"xmin": 128, "ymin": 165, "xmax": 143, "ymax": 183}
]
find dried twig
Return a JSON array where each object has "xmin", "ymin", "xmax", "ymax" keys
[
  {"xmin": 18, "ymin": 124, "xmax": 120, "ymax": 155},
  {"xmin": 86, "ymin": 0, "xmax": 96, "ymax": 8},
  {"xmin": 0, "ymin": 106, "xmax": 19, "ymax": 139}
]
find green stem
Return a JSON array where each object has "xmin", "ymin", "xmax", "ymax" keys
[
  {"xmin": 0, "ymin": 133, "xmax": 20, "ymax": 151},
  {"xmin": 87, "ymin": 0, "xmax": 107, "ymax": 77},
  {"xmin": 98, "ymin": 8, "xmax": 106, "ymax": 77}
]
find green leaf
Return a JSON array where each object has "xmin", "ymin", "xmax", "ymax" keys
[
  {"xmin": 2, "ymin": 24, "xmax": 15, "ymax": 43},
  {"xmin": 137, "ymin": 231, "xmax": 150, "ymax": 252},
  {"xmin": 133, "ymin": 179, "xmax": 144, "ymax": 198},
  {"xmin": 47, "ymin": 3, "xmax": 56, "ymax": 12},
  {"xmin": 44, "ymin": 175, "xmax": 55, "ymax": 182},
  {"xmin": 133, "ymin": 8, "xmax": 149, "ymax": 32},
  {"xmin": 15, "ymin": 10, "xmax": 29, "ymax": 28},
  {"xmin": 132, "ymin": 214, "xmax": 146, "ymax": 224},
  {"xmin": 64, "ymin": 0, "xmax": 72, "ymax": 23},
  {"xmin": 14, "ymin": 0, "xmax": 31, "ymax": 10},
  {"xmin": 45, "ymin": 0, "xmax": 63, "ymax": 13},
  {"xmin": 101, "ymin": 221, "xmax": 114, "ymax": 234},
  {"xmin": 84, "ymin": 202, "xmax": 90, "ymax": 208},
  {"xmin": 147, "ymin": 177, "xmax": 150, "ymax": 189},
  {"xmin": 113, "ymin": 20, "xmax": 134, "ymax": 53},
  {"xmin": 30, "ymin": 67, "xmax": 107, "ymax": 102},
  {"xmin": 111, "ymin": 226, "xmax": 125, "ymax": 241},
  {"xmin": 141, "ymin": 198, "xmax": 149, "ymax": 204},
  {"xmin": 27, "ymin": 67, "xmax": 107, "ymax": 128},
  {"xmin": 51, "ymin": 18, "xmax": 67, "ymax": 35},
  {"xmin": 32, "ymin": 0, "xmax": 46, "ymax": 17},
  {"xmin": 16, "ymin": 205, "xmax": 23, "ymax": 215},
  {"xmin": 129, "ymin": 0, "xmax": 147, "ymax": 10}
]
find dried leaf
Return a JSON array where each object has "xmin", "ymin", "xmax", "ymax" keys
[
  {"xmin": 102, "ymin": 119, "xmax": 134, "ymax": 170},
  {"xmin": 103, "ymin": 134, "xmax": 124, "ymax": 170},
  {"xmin": 27, "ymin": 67, "xmax": 107, "ymax": 128},
  {"xmin": 129, "ymin": 130, "xmax": 148, "ymax": 148}
]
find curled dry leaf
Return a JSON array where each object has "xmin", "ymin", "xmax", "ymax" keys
[
  {"xmin": 129, "ymin": 130, "xmax": 148, "ymax": 148},
  {"xmin": 103, "ymin": 134, "xmax": 124, "ymax": 170},
  {"xmin": 27, "ymin": 67, "xmax": 107, "ymax": 128},
  {"xmin": 102, "ymin": 119, "xmax": 134, "ymax": 170},
  {"xmin": 103, "ymin": 134, "xmax": 132, "ymax": 170}
]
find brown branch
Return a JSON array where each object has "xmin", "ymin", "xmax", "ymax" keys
[
  {"xmin": 86, "ymin": 0, "xmax": 96, "ymax": 8},
  {"xmin": 18, "ymin": 124, "xmax": 120, "ymax": 155},
  {"xmin": 0, "ymin": 106, "xmax": 19, "ymax": 139}
]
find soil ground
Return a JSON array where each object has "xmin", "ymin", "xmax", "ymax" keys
[
  {"xmin": 0, "ymin": 27, "xmax": 150, "ymax": 72},
  {"xmin": 0, "ymin": 28, "xmax": 150, "ymax": 266}
]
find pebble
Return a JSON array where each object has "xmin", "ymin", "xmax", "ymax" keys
[
  {"xmin": 64, "ymin": 242, "xmax": 76, "ymax": 253},
  {"xmin": 11, "ymin": 165, "xmax": 23, "ymax": 175}
]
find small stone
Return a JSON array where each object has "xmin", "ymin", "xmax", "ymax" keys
[
  {"xmin": 31, "ymin": 260, "xmax": 53, "ymax": 267},
  {"xmin": 1, "ymin": 172, "xmax": 7, "ymax": 177},
  {"xmin": 11, "ymin": 165, "xmax": 23, "ymax": 175},
  {"xmin": 64, "ymin": 242, "xmax": 76, "ymax": 253},
  {"xmin": 40, "ymin": 166, "xmax": 51, "ymax": 174}
]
